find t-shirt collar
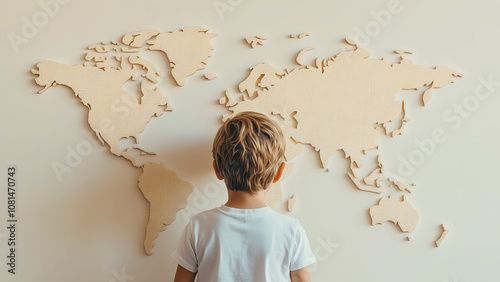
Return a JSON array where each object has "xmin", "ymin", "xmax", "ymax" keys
[{"xmin": 219, "ymin": 204, "xmax": 272, "ymax": 215}]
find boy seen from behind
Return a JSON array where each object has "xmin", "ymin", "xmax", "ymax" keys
[{"xmin": 173, "ymin": 111, "xmax": 317, "ymax": 282}]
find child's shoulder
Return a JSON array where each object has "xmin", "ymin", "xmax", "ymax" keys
[
  {"xmin": 267, "ymin": 208, "xmax": 300, "ymax": 223},
  {"xmin": 192, "ymin": 205, "xmax": 301, "ymax": 228},
  {"xmin": 188, "ymin": 206, "xmax": 220, "ymax": 223}
]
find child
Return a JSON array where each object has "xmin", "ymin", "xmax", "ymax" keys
[{"xmin": 173, "ymin": 111, "xmax": 316, "ymax": 282}]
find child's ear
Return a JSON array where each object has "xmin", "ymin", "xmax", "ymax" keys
[
  {"xmin": 272, "ymin": 162, "xmax": 286, "ymax": 183},
  {"xmin": 213, "ymin": 160, "xmax": 224, "ymax": 180}
]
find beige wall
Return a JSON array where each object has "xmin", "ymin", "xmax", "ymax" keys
[{"xmin": 1, "ymin": 0, "xmax": 499, "ymax": 281}]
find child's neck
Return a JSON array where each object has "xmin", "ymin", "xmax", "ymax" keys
[{"xmin": 225, "ymin": 189, "xmax": 268, "ymax": 209}]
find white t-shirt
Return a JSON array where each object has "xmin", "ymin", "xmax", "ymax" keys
[{"xmin": 172, "ymin": 205, "xmax": 317, "ymax": 282}]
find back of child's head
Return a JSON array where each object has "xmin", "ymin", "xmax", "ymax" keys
[{"xmin": 212, "ymin": 111, "xmax": 286, "ymax": 193}]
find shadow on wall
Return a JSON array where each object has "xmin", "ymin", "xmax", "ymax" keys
[{"xmin": 154, "ymin": 139, "xmax": 215, "ymax": 181}]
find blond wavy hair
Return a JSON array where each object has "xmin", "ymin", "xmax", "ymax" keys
[{"xmin": 212, "ymin": 111, "xmax": 286, "ymax": 193}]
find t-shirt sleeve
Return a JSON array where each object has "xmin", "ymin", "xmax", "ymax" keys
[
  {"xmin": 290, "ymin": 220, "xmax": 317, "ymax": 271},
  {"xmin": 171, "ymin": 219, "xmax": 198, "ymax": 273}
]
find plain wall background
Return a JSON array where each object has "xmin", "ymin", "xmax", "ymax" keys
[{"xmin": 1, "ymin": 0, "xmax": 499, "ymax": 281}]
